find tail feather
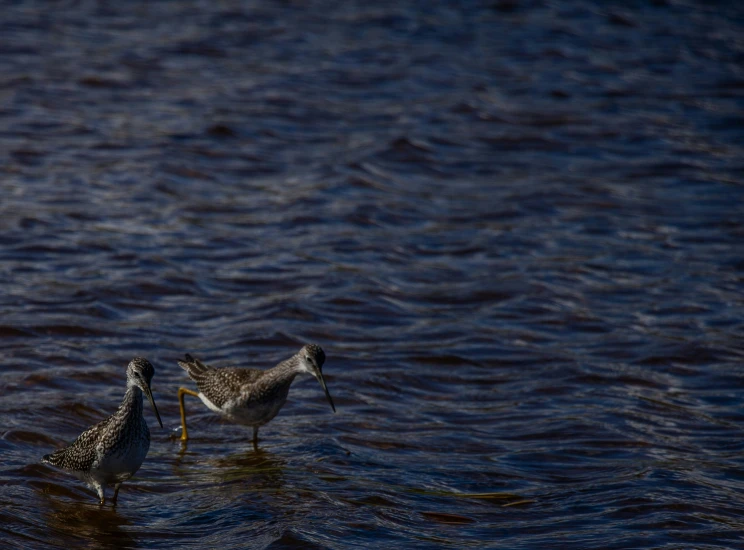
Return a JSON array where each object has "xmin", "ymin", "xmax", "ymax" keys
[
  {"xmin": 178, "ymin": 353, "xmax": 212, "ymax": 379},
  {"xmin": 42, "ymin": 449, "xmax": 64, "ymax": 467}
]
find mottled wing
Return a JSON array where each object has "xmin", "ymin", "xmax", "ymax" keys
[
  {"xmin": 179, "ymin": 354, "xmax": 265, "ymax": 408},
  {"xmin": 43, "ymin": 418, "xmax": 109, "ymax": 472},
  {"xmin": 199, "ymin": 368, "xmax": 264, "ymax": 409}
]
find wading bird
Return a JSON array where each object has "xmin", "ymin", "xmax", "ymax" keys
[
  {"xmin": 42, "ymin": 358, "xmax": 163, "ymax": 505},
  {"xmin": 177, "ymin": 344, "xmax": 335, "ymax": 446}
]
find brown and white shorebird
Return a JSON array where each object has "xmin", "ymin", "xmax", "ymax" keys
[
  {"xmin": 177, "ymin": 344, "xmax": 335, "ymax": 445},
  {"xmin": 42, "ymin": 358, "xmax": 163, "ymax": 505}
]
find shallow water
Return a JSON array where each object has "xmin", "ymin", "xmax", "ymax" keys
[{"xmin": 1, "ymin": 1, "xmax": 744, "ymax": 548}]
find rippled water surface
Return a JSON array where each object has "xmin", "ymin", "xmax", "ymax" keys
[{"xmin": 2, "ymin": 1, "xmax": 744, "ymax": 548}]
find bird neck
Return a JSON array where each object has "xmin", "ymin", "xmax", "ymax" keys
[
  {"xmin": 276, "ymin": 354, "xmax": 305, "ymax": 376},
  {"xmin": 258, "ymin": 356, "xmax": 301, "ymax": 389},
  {"xmin": 119, "ymin": 384, "xmax": 143, "ymax": 417}
]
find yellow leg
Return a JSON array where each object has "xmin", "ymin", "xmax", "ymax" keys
[{"xmin": 178, "ymin": 387, "xmax": 200, "ymax": 441}]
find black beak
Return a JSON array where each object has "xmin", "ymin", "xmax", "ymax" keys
[
  {"xmin": 144, "ymin": 383, "xmax": 164, "ymax": 428},
  {"xmin": 315, "ymin": 370, "xmax": 336, "ymax": 413}
]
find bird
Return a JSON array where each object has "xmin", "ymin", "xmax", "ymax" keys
[
  {"xmin": 177, "ymin": 344, "xmax": 335, "ymax": 446},
  {"xmin": 42, "ymin": 357, "xmax": 163, "ymax": 505}
]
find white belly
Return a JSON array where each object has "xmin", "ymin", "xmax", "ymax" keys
[
  {"xmin": 227, "ymin": 398, "xmax": 287, "ymax": 426},
  {"xmin": 94, "ymin": 438, "xmax": 149, "ymax": 483},
  {"xmin": 198, "ymin": 392, "xmax": 288, "ymax": 427},
  {"xmin": 198, "ymin": 392, "xmax": 227, "ymax": 415}
]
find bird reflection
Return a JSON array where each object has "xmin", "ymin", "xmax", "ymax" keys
[
  {"xmin": 43, "ymin": 498, "xmax": 136, "ymax": 549},
  {"xmin": 174, "ymin": 443, "xmax": 287, "ymax": 493}
]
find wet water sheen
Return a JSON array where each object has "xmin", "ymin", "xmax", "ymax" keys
[{"xmin": 2, "ymin": 1, "xmax": 744, "ymax": 548}]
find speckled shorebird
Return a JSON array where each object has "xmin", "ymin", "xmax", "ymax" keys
[
  {"xmin": 177, "ymin": 344, "xmax": 335, "ymax": 445},
  {"xmin": 42, "ymin": 358, "xmax": 163, "ymax": 505}
]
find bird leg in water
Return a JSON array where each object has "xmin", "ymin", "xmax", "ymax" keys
[
  {"xmin": 178, "ymin": 387, "xmax": 201, "ymax": 441},
  {"xmin": 95, "ymin": 483, "xmax": 105, "ymax": 506}
]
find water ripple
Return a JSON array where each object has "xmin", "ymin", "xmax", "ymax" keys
[{"xmin": 1, "ymin": 0, "xmax": 744, "ymax": 548}]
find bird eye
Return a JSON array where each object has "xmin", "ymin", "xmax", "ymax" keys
[{"xmin": 305, "ymin": 356, "xmax": 312, "ymax": 362}]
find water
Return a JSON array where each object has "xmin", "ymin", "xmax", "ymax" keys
[{"xmin": 1, "ymin": 1, "xmax": 744, "ymax": 547}]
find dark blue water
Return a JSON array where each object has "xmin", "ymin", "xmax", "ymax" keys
[{"xmin": 2, "ymin": 1, "xmax": 744, "ymax": 548}]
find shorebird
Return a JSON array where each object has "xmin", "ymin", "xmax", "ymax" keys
[
  {"xmin": 42, "ymin": 358, "xmax": 163, "ymax": 505},
  {"xmin": 177, "ymin": 344, "xmax": 335, "ymax": 445}
]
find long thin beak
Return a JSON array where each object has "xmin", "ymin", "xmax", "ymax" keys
[
  {"xmin": 315, "ymin": 371, "xmax": 336, "ymax": 413},
  {"xmin": 144, "ymin": 384, "xmax": 164, "ymax": 428}
]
